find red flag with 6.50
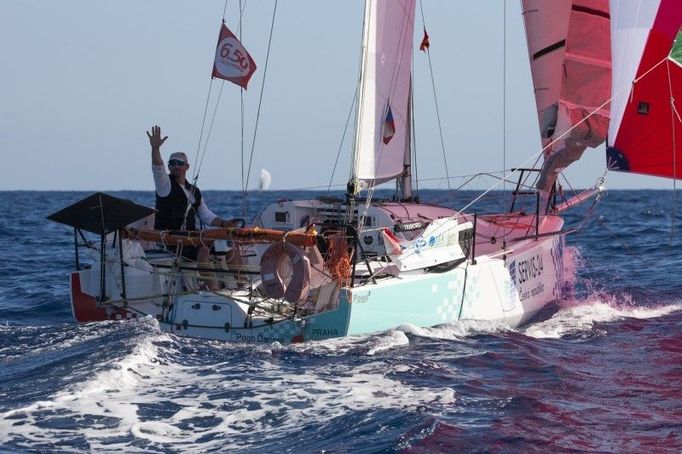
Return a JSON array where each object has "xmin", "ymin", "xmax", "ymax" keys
[{"xmin": 212, "ymin": 22, "xmax": 257, "ymax": 89}]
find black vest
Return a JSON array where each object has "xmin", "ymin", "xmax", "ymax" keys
[{"xmin": 155, "ymin": 176, "xmax": 203, "ymax": 230}]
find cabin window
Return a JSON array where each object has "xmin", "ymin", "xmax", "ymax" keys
[
  {"xmin": 459, "ymin": 227, "xmax": 474, "ymax": 258},
  {"xmin": 360, "ymin": 216, "xmax": 373, "ymax": 227},
  {"xmin": 275, "ymin": 211, "xmax": 290, "ymax": 223}
]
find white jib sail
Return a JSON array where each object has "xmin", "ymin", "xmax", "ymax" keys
[{"xmin": 351, "ymin": 0, "xmax": 416, "ymax": 193}]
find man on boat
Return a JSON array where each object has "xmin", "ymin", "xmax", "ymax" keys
[{"xmin": 147, "ymin": 125, "xmax": 238, "ymax": 263}]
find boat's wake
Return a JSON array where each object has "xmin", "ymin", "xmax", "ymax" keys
[
  {"xmin": 270, "ymin": 319, "xmax": 512, "ymax": 357},
  {"xmin": 363, "ymin": 329, "xmax": 411, "ymax": 355},
  {"xmin": 265, "ymin": 329, "xmax": 410, "ymax": 357},
  {"xmin": 396, "ymin": 319, "xmax": 512, "ymax": 341},
  {"xmin": 520, "ymin": 244, "xmax": 682, "ymax": 338},
  {"xmin": 523, "ymin": 293, "xmax": 682, "ymax": 339}
]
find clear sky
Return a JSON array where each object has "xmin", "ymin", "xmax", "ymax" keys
[{"xmin": 0, "ymin": 0, "xmax": 673, "ymax": 191}]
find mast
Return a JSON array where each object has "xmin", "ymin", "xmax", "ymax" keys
[
  {"xmin": 399, "ymin": 81, "xmax": 413, "ymax": 200},
  {"xmin": 348, "ymin": 0, "xmax": 373, "ymax": 198}
]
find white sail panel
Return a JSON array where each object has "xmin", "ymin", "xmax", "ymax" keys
[
  {"xmin": 523, "ymin": 1, "xmax": 611, "ymax": 191},
  {"xmin": 352, "ymin": 0, "xmax": 415, "ymax": 192},
  {"xmin": 607, "ymin": 0, "xmax": 662, "ymax": 143},
  {"xmin": 522, "ymin": 0, "xmax": 572, "ymax": 144}
]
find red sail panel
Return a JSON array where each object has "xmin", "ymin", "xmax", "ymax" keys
[
  {"xmin": 523, "ymin": 1, "xmax": 611, "ymax": 190},
  {"xmin": 557, "ymin": 0, "xmax": 611, "ymax": 149},
  {"xmin": 607, "ymin": 0, "xmax": 682, "ymax": 180}
]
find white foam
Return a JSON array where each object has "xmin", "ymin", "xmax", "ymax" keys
[
  {"xmin": 397, "ymin": 319, "xmax": 511, "ymax": 340},
  {"xmin": 0, "ymin": 331, "xmax": 456, "ymax": 451},
  {"xmin": 271, "ymin": 329, "xmax": 410, "ymax": 357},
  {"xmin": 524, "ymin": 296, "xmax": 682, "ymax": 339},
  {"xmin": 274, "ymin": 319, "xmax": 503, "ymax": 357},
  {"xmin": 365, "ymin": 329, "xmax": 410, "ymax": 355},
  {"xmin": 269, "ymin": 333, "xmax": 367, "ymax": 356},
  {"xmin": 130, "ymin": 421, "xmax": 185, "ymax": 443}
]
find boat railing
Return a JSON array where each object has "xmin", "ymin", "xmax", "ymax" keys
[{"xmin": 509, "ymin": 167, "xmax": 542, "ymax": 213}]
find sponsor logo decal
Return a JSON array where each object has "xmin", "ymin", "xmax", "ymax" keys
[
  {"xmin": 311, "ymin": 328, "xmax": 340, "ymax": 337},
  {"xmin": 414, "ymin": 231, "xmax": 457, "ymax": 250},
  {"xmin": 235, "ymin": 333, "xmax": 286, "ymax": 343},
  {"xmin": 353, "ymin": 292, "xmax": 371, "ymax": 304},
  {"xmin": 517, "ymin": 254, "xmax": 544, "ymax": 284},
  {"xmin": 512, "ymin": 253, "xmax": 545, "ymax": 302},
  {"xmin": 395, "ymin": 221, "xmax": 425, "ymax": 232}
]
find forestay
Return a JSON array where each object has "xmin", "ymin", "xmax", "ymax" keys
[
  {"xmin": 351, "ymin": 0, "xmax": 415, "ymax": 193},
  {"xmin": 606, "ymin": 0, "xmax": 682, "ymax": 180}
]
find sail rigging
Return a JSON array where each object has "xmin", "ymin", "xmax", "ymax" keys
[
  {"xmin": 350, "ymin": 0, "xmax": 416, "ymax": 193},
  {"xmin": 606, "ymin": 0, "xmax": 682, "ymax": 180}
]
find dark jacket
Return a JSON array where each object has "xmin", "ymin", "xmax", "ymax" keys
[{"xmin": 155, "ymin": 176, "xmax": 202, "ymax": 230}]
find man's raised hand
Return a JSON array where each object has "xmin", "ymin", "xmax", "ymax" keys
[{"xmin": 147, "ymin": 125, "xmax": 168, "ymax": 149}]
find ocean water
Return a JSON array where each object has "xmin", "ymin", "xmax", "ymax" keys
[{"xmin": 1, "ymin": 189, "xmax": 681, "ymax": 452}]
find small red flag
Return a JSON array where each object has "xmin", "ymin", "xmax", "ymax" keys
[
  {"xmin": 212, "ymin": 22, "xmax": 257, "ymax": 89},
  {"xmin": 419, "ymin": 29, "xmax": 430, "ymax": 52}
]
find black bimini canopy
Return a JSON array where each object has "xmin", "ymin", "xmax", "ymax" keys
[{"xmin": 47, "ymin": 192, "xmax": 156, "ymax": 235}]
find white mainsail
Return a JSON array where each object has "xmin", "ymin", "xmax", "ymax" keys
[{"xmin": 350, "ymin": 0, "xmax": 416, "ymax": 193}]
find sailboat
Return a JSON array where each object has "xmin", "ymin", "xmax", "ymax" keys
[
  {"xmin": 49, "ymin": 0, "xmax": 682, "ymax": 344},
  {"xmin": 258, "ymin": 169, "xmax": 272, "ymax": 191}
]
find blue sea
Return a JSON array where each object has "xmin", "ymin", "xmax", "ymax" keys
[{"xmin": 1, "ymin": 189, "xmax": 681, "ymax": 452}]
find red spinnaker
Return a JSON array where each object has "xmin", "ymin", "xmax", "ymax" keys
[{"xmin": 607, "ymin": 0, "xmax": 682, "ymax": 180}]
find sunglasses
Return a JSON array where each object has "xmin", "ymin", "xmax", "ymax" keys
[{"xmin": 168, "ymin": 159, "xmax": 187, "ymax": 167}]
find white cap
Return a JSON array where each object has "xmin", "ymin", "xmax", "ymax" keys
[{"xmin": 168, "ymin": 152, "xmax": 188, "ymax": 163}]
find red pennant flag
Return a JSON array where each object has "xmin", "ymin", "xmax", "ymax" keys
[
  {"xmin": 212, "ymin": 22, "xmax": 257, "ymax": 89},
  {"xmin": 419, "ymin": 29, "xmax": 430, "ymax": 52},
  {"xmin": 382, "ymin": 228, "xmax": 402, "ymax": 256}
]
